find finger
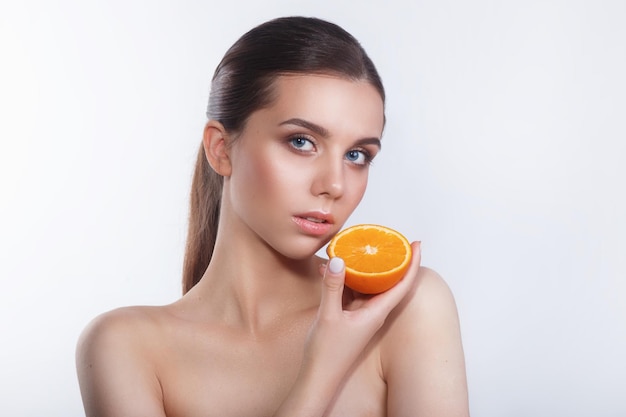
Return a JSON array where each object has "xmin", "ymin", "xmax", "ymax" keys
[{"xmin": 319, "ymin": 257, "xmax": 346, "ymax": 316}]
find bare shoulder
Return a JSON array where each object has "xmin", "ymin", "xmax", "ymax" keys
[
  {"xmin": 381, "ymin": 265, "xmax": 463, "ymax": 350},
  {"xmin": 378, "ymin": 266, "xmax": 456, "ymax": 334},
  {"xmin": 76, "ymin": 305, "xmax": 170, "ymax": 384},
  {"xmin": 77, "ymin": 306, "xmax": 164, "ymax": 356},
  {"xmin": 398, "ymin": 265, "xmax": 458, "ymax": 318},
  {"xmin": 380, "ymin": 266, "xmax": 470, "ymax": 416},
  {"xmin": 76, "ymin": 306, "xmax": 169, "ymax": 416},
  {"xmin": 383, "ymin": 267, "xmax": 460, "ymax": 358}
]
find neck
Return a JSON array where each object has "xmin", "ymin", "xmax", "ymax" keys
[{"xmin": 187, "ymin": 213, "xmax": 323, "ymax": 334}]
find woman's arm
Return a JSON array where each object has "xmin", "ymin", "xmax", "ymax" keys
[
  {"xmin": 274, "ymin": 242, "xmax": 423, "ymax": 417},
  {"xmin": 76, "ymin": 308, "xmax": 167, "ymax": 417},
  {"xmin": 382, "ymin": 267, "xmax": 470, "ymax": 417}
]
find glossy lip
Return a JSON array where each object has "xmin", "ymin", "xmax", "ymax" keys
[{"xmin": 292, "ymin": 211, "xmax": 335, "ymax": 236}]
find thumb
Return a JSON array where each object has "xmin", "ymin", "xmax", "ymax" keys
[{"xmin": 319, "ymin": 257, "xmax": 346, "ymax": 315}]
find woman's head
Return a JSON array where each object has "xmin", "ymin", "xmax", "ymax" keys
[
  {"xmin": 183, "ymin": 16, "xmax": 385, "ymax": 293},
  {"xmin": 207, "ymin": 16, "xmax": 385, "ymax": 134}
]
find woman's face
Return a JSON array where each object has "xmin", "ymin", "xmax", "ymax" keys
[{"xmin": 224, "ymin": 74, "xmax": 385, "ymax": 259}]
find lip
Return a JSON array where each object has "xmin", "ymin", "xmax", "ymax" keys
[
  {"xmin": 292, "ymin": 211, "xmax": 335, "ymax": 236},
  {"xmin": 295, "ymin": 211, "xmax": 335, "ymax": 224}
]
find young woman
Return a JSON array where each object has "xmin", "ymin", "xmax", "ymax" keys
[{"xmin": 76, "ymin": 16, "xmax": 469, "ymax": 417}]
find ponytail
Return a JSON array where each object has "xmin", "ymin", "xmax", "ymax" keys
[{"xmin": 182, "ymin": 143, "xmax": 223, "ymax": 294}]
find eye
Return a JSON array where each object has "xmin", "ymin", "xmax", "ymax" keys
[
  {"xmin": 289, "ymin": 136, "xmax": 315, "ymax": 152},
  {"xmin": 345, "ymin": 149, "xmax": 372, "ymax": 166}
]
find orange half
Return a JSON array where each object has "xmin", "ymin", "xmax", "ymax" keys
[{"xmin": 326, "ymin": 224, "xmax": 412, "ymax": 294}]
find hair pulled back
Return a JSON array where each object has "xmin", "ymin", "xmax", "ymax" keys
[{"xmin": 182, "ymin": 16, "xmax": 385, "ymax": 293}]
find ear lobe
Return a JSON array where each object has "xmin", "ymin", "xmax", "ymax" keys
[{"xmin": 202, "ymin": 121, "xmax": 232, "ymax": 177}]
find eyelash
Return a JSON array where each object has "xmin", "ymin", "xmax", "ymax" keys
[
  {"xmin": 287, "ymin": 135, "xmax": 374, "ymax": 167},
  {"xmin": 347, "ymin": 148, "xmax": 374, "ymax": 166},
  {"xmin": 288, "ymin": 135, "xmax": 315, "ymax": 152}
]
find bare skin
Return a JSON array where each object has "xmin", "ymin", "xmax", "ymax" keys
[{"xmin": 76, "ymin": 75, "xmax": 469, "ymax": 416}]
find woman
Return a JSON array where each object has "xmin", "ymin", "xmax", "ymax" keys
[{"xmin": 76, "ymin": 16, "xmax": 469, "ymax": 416}]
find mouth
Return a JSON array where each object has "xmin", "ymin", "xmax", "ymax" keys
[
  {"xmin": 303, "ymin": 217, "xmax": 327, "ymax": 223},
  {"xmin": 295, "ymin": 211, "xmax": 335, "ymax": 224},
  {"xmin": 293, "ymin": 211, "xmax": 335, "ymax": 235}
]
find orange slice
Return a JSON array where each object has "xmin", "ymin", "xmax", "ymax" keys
[{"xmin": 326, "ymin": 224, "xmax": 412, "ymax": 294}]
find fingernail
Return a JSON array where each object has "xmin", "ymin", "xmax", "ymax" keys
[{"xmin": 328, "ymin": 257, "xmax": 344, "ymax": 274}]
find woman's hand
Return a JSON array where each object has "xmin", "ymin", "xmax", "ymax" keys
[
  {"xmin": 309, "ymin": 241, "xmax": 421, "ymax": 382},
  {"xmin": 273, "ymin": 241, "xmax": 421, "ymax": 417}
]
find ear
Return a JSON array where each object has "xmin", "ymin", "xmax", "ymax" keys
[{"xmin": 202, "ymin": 120, "xmax": 232, "ymax": 177}]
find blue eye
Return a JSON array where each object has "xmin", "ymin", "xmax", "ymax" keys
[
  {"xmin": 289, "ymin": 136, "xmax": 315, "ymax": 151},
  {"xmin": 345, "ymin": 150, "xmax": 370, "ymax": 165}
]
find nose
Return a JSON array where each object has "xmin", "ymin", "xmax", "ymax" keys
[{"xmin": 311, "ymin": 158, "xmax": 344, "ymax": 199}]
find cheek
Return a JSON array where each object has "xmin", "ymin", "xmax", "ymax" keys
[
  {"xmin": 232, "ymin": 148, "xmax": 309, "ymax": 203},
  {"xmin": 328, "ymin": 166, "xmax": 370, "ymax": 217},
  {"xmin": 349, "ymin": 172, "xmax": 369, "ymax": 205},
  {"xmin": 267, "ymin": 158, "xmax": 319, "ymax": 205}
]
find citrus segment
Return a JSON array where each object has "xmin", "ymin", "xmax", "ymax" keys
[{"xmin": 326, "ymin": 224, "xmax": 412, "ymax": 294}]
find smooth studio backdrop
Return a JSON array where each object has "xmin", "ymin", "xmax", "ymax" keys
[{"xmin": 1, "ymin": 1, "xmax": 624, "ymax": 416}]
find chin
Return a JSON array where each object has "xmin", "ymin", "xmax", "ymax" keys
[{"xmin": 272, "ymin": 236, "xmax": 328, "ymax": 261}]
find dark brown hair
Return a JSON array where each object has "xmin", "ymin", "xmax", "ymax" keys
[{"xmin": 182, "ymin": 16, "xmax": 385, "ymax": 293}]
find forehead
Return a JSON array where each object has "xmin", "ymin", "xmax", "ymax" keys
[{"xmin": 252, "ymin": 74, "xmax": 385, "ymax": 137}]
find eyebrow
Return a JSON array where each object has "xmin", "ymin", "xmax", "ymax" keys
[{"xmin": 279, "ymin": 118, "xmax": 382, "ymax": 149}]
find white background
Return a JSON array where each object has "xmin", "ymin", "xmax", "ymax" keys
[{"xmin": 1, "ymin": 1, "xmax": 625, "ymax": 416}]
